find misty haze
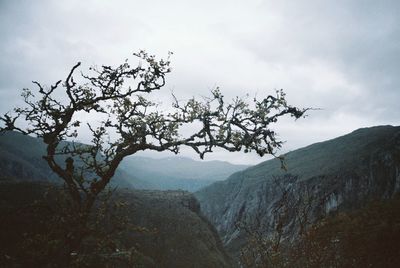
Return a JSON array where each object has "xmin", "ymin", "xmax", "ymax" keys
[{"xmin": 0, "ymin": 1, "xmax": 399, "ymax": 267}]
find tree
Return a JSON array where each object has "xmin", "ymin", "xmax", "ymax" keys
[
  {"xmin": 0, "ymin": 51, "xmax": 307, "ymax": 260},
  {"xmin": 237, "ymin": 175, "xmax": 316, "ymax": 268}
]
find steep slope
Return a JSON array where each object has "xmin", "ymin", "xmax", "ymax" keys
[
  {"xmin": 0, "ymin": 131, "xmax": 55, "ymax": 181},
  {"xmin": 0, "ymin": 131, "xmax": 149, "ymax": 188},
  {"xmin": 195, "ymin": 125, "xmax": 400, "ymax": 258},
  {"xmin": 119, "ymin": 189, "xmax": 233, "ymax": 267}
]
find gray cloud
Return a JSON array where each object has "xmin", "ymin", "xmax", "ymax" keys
[
  {"xmin": 0, "ymin": 0, "xmax": 399, "ymax": 164},
  {"xmin": 230, "ymin": 1, "xmax": 400, "ymax": 120}
]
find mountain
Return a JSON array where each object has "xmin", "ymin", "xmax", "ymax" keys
[
  {"xmin": 195, "ymin": 125, "xmax": 400, "ymax": 261},
  {"xmin": 0, "ymin": 182, "xmax": 233, "ymax": 267},
  {"xmin": 0, "ymin": 131, "xmax": 151, "ymax": 189},
  {"xmin": 0, "ymin": 130, "xmax": 56, "ymax": 182},
  {"xmin": 120, "ymin": 156, "xmax": 249, "ymax": 191},
  {"xmin": 0, "ymin": 131, "xmax": 248, "ymax": 191}
]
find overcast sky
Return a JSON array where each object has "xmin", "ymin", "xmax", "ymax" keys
[{"xmin": 0, "ymin": 0, "xmax": 399, "ymax": 165}]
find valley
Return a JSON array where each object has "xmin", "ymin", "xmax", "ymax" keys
[{"xmin": 1, "ymin": 125, "xmax": 400, "ymax": 267}]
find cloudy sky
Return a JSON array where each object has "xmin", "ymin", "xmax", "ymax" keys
[{"xmin": 0, "ymin": 0, "xmax": 399, "ymax": 164}]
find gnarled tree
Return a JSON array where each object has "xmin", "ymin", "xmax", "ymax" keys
[{"xmin": 0, "ymin": 51, "xmax": 307, "ymax": 257}]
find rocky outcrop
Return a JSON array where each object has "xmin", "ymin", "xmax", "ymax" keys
[
  {"xmin": 119, "ymin": 189, "xmax": 233, "ymax": 267},
  {"xmin": 195, "ymin": 125, "xmax": 400, "ymax": 258}
]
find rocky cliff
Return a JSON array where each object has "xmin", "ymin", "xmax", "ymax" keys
[{"xmin": 195, "ymin": 125, "xmax": 400, "ymax": 258}]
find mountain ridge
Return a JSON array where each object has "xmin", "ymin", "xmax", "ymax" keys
[
  {"xmin": 0, "ymin": 131, "xmax": 248, "ymax": 191},
  {"xmin": 195, "ymin": 125, "xmax": 400, "ymax": 259}
]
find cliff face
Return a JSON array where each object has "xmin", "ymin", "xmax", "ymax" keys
[
  {"xmin": 195, "ymin": 125, "xmax": 400, "ymax": 257},
  {"xmin": 119, "ymin": 189, "xmax": 233, "ymax": 267}
]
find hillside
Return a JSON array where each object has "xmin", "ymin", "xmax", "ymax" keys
[
  {"xmin": 0, "ymin": 131, "xmax": 152, "ymax": 189},
  {"xmin": 0, "ymin": 131, "xmax": 56, "ymax": 182},
  {"xmin": 195, "ymin": 125, "xmax": 400, "ymax": 261}
]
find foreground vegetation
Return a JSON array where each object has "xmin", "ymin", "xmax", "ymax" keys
[
  {"xmin": 0, "ymin": 182, "xmax": 232, "ymax": 267},
  {"xmin": 240, "ymin": 194, "xmax": 400, "ymax": 268}
]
